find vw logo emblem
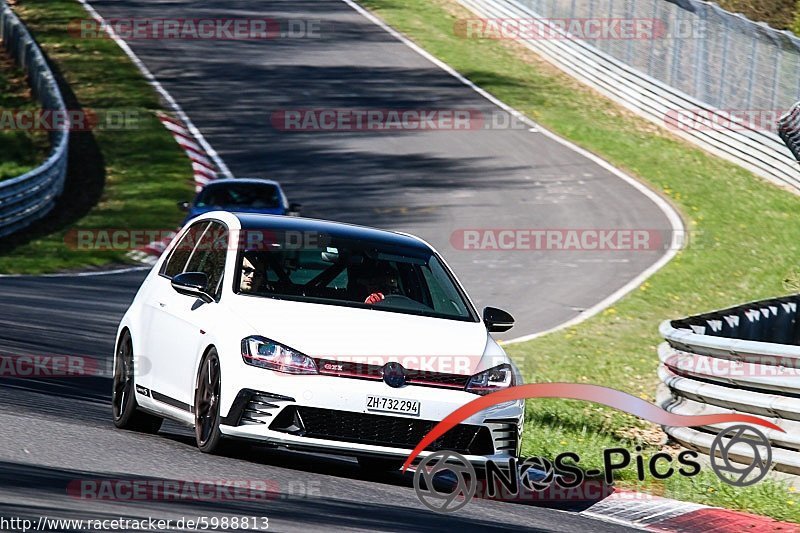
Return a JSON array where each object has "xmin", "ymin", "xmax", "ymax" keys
[{"xmin": 382, "ymin": 362, "xmax": 406, "ymax": 388}]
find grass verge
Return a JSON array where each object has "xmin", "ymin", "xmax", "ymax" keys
[
  {"xmin": 715, "ymin": 0, "xmax": 799, "ymax": 32},
  {"xmin": 359, "ymin": 0, "xmax": 800, "ymax": 522},
  {"xmin": 0, "ymin": 0, "xmax": 193, "ymax": 274},
  {"xmin": 0, "ymin": 50, "xmax": 48, "ymax": 180}
]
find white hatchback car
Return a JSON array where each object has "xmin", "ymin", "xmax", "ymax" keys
[{"xmin": 113, "ymin": 211, "xmax": 524, "ymax": 469}]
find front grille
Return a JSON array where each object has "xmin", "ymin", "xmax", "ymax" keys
[
  {"xmin": 269, "ymin": 406, "xmax": 494, "ymax": 455},
  {"xmin": 315, "ymin": 359, "xmax": 470, "ymax": 389},
  {"xmin": 407, "ymin": 371, "xmax": 470, "ymax": 388}
]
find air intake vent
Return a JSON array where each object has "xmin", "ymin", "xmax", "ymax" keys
[
  {"xmin": 241, "ymin": 394, "xmax": 283, "ymax": 425},
  {"xmin": 221, "ymin": 389, "xmax": 295, "ymax": 427},
  {"xmin": 484, "ymin": 418, "xmax": 520, "ymax": 455}
]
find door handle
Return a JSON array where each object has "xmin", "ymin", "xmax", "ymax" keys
[{"xmin": 158, "ymin": 302, "xmax": 167, "ymax": 308}]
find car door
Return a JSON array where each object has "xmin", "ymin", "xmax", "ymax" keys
[
  {"xmin": 144, "ymin": 221, "xmax": 228, "ymax": 410},
  {"xmin": 139, "ymin": 221, "xmax": 208, "ymax": 397}
]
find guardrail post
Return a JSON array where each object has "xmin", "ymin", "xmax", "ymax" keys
[{"xmin": 744, "ymin": 37, "xmax": 758, "ymax": 110}]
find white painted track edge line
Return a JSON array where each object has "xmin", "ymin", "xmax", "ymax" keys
[
  {"xmin": 8, "ymin": 0, "xmax": 684, "ymax": 321},
  {"xmin": 76, "ymin": 0, "xmax": 233, "ymax": 180},
  {"xmin": 579, "ymin": 510, "xmax": 651, "ymax": 531},
  {"xmin": 341, "ymin": 0, "xmax": 538, "ymax": 131},
  {"xmin": 341, "ymin": 0, "xmax": 685, "ymax": 345},
  {"xmin": 0, "ymin": 266, "xmax": 150, "ymax": 278}
]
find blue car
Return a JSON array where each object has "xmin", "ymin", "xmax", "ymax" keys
[{"xmin": 178, "ymin": 178, "xmax": 300, "ymax": 225}]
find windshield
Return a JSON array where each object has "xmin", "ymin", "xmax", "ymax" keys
[
  {"xmin": 195, "ymin": 183, "xmax": 281, "ymax": 209},
  {"xmin": 235, "ymin": 234, "xmax": 476, "ymax": 321}
]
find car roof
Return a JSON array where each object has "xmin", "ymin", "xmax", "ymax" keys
[
  {"xmin": 200, "ymin": 178, "xmax": 282, "ymax": 188},
  {"xmin": 234, "ymin": 213, "xmax": 431, "ymax": 252}
]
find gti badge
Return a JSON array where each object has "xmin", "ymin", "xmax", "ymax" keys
[{"xmin": 382, "ymin": 362, "xmax": 406, "ymax": 388}]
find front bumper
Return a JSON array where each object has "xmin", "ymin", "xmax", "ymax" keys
[{"xmin": 218, "ymin": 374, "xmax": 523, "ymax": 464}]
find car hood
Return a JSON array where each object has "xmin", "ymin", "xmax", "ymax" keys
[{"xmin": 227, "ymin": 296, "xmax": 498, "ymax": 375}]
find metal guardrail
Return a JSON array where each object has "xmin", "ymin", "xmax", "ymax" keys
[
  {"xmin": 658, "ymin": 295, "xmax": 800, "ymax": 474},
  {"xmin": 459, "ymin": 0, "xmax": 800, "ymax": 191},
  {"xmin": 0, "ymin": 0, "xmax": 68, "ymax": 238},
  {"xmin": 779, "ymin": 101, "xmax": 800, "ymax": 164}
]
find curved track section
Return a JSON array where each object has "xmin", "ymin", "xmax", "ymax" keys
[
  {"xmin": 0, "ymin": 272, "xmax": 637, "ymax": 531},
  {"xmin": 87, "ymin": 0, "xmax": 674, "ymax": 340},
  {"xmin": 0, "ymin": 0, "xmax": 678, "ymax": 529}
]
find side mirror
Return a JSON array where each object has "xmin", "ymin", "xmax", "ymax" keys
[
  {"xmin": 288, "ymin": 202, "xmax": 302, "ymax": 216},
  {"xmin": 171, "ymin": 272, "xmax": 214, "ymax": 303},
  {"xmin": 177, "ymin": 201, "xmax": 190, "ymax": 211},
  {"xmin": 483, "ymin": 307, "xmax": 514, "ymax": 333}
]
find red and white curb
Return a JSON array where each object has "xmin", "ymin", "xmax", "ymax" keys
[
  {"xmin": 75, "ymin": 0, "xmax": 231, "ymax": 267},
  {"xmin": 157, "ymin": 111, "xmax": 220, "ymax": 192},
  {"xmin": 126, "ymin": 113, "xmax": 220, "ymax": 265},
  {"xmin": 126, "ymin": 233, "xmax": 176, "ymax": 265},
  {"xmin": 582, "ymin": 490, "xmax": 798, "ymax": 531}
]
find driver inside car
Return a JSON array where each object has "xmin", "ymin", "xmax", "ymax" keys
[
  {"xmin": 239, "ymin": 251, "xmax": 274, "ymax": 294},
  {"xmin": 355, "ymin": 263, "xmax": 401, "ymax": 304}
]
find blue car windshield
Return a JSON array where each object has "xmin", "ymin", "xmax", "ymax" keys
[{"xmin": 196, "ymin": 183, "xmax": 281, "ymax": 209}]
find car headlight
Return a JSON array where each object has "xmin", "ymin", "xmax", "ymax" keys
[
  {"xmin": 465, "ymin": 363, "xmax": 515, "ymax": 395},
  {"xmin": 241, "ymin": 336, "xmax": 318, "ymax": 375}
]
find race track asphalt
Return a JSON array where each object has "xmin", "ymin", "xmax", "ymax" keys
[
  {"xmin": 0, "ymin": 0, "xmax": 675, "ymax": 530},
  {"xmin": 0, "ymin": 271, "xmax": 639, "ymax": 531},
  {"xmin": 88, "ymin": 0, "xmax": 674, "ymax": 340}
]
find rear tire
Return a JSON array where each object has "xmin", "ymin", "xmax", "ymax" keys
[
  {"xmin": 195, "ymin": 349, "xmax": 224, "ymax": 453},
  {"xmin": 112, "ymin": 331, "xmax": 163, "ymax": 433},
  {"xmin": 357, "ymin": 456, "xmax": 404, "ymax": 472}
]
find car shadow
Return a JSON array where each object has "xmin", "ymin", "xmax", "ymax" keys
[
  {"xmin": 0, "ymin": 460, "xmax": 550, "ymax": 532},
  {"xmin": 158, "ymin": 427, "xmax": 615, "ymax": 513}
]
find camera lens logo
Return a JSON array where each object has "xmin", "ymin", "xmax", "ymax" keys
[
  {"xmin": 413, "ymin": 451, "xmax": 476, "ymax": 513},
  {"xmin": 519, "ymin": 456, "xmax": 555, "ymax": 491},
  {"xmin": 709, "ymin": 424, "xmax": 772, "ymax": 487}
]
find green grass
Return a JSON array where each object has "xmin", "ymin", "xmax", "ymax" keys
[
  {"xmin": 795, "ymin": 0, "xmax": 800, "ymax": 34},
  {"xmin": 715, "ymin": 0, "xmax": 799, "ymax": 31},
  {"xmin": 0, "ymin": 0, "xmax": 193, "ymax": 273},
  {"xmin": 0, "ymin": 51, "xmax": 48, "ymax": 180},
  {"xmin": 359, "ymin": 0, "xmax": 800, "ymax": 522}
]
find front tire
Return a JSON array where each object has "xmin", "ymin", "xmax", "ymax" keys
[
  {"xmin": 112, "ymin": 330, "xmax": 163, "ymax": 433},
  {"xmin": 195, "ymin": 349, "xmax": 224, "ymax": 453}
]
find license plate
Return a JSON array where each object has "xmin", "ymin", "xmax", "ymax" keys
[{"xmin": 366, "ymin": 395, "xmax": 420, "ymax": 416}]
